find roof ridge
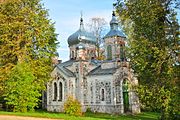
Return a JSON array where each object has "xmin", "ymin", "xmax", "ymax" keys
[{"xmin": 87, "ymin": 65, "xmax": 101, "ymax": 76}]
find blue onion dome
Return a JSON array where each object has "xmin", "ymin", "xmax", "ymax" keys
[
  {"xmin": 104, "ymin": 11, "xmax": 125, "ymax": 38},
  {"xmin": 110, "ymin": 11, "xmax": 119, "ymax": 25},
  {"xmin": 67, "ymin": 17, "xmax": 96, "ymax": 46},
  {"xmin": 76, "ymin": 42, "xmax": 85, "ymax": 50}
]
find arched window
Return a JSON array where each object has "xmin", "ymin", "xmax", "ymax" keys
[
  {"xmin": 101, "ymin": 89, "xmax": 105, "ymax": 101},
  {"xmin": 59, "ymin": 82, "xmax": 63, "ymax": 101},
  {"xmin": 107, "ymin": 45, "xmax": 112, "ymax": 60},
  {"xmin": 53, "ymin": 82, "xmax": 57, "ymax": 101},
  {"xmin": 123, "ymin": 79, "xmax": 128, "ymax": 92}
]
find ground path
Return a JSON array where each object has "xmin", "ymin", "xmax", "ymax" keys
[{"xmin": 0, "ymin": 115, "xmax": 62, "ymax": 120}]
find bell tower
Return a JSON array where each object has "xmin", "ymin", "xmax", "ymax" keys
[{"xmin": 104, "ymin": 11, "xmax": 126, "ymax": 61}]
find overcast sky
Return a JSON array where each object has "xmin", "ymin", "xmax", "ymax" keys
[{"xmin": 42, "ymin": 0, "xmax": 115, "ymax": 61}]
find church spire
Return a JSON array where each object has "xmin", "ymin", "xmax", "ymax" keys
[
  {"xmin": 80, "ymin": 11, "xmax": 84, "ymax": 30},
  {"xmin": 112, "ymin": 10, "xmax": 115, "ymax": 17},
  {"xmin": 110, "ymin": 11, "xmax": 118, "ymax": 30}
]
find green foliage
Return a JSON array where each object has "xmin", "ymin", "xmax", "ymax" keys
[
  {"xmin": 0, "ymin": 0, "xmax": 58, "ymax": 93},
  {"xmin": 64, "ymin": 96, "xmax": 82, "ymax": 116},
  {"xmin": 114, "ymin": 0, "xmax": 179, "ymax": 119},
  {"xmin": 86, "ymin": 107, "xmax": 92, "ymax": 113},
  {"xmin": 0, "ymin": 0, "xmax": 58, "ymax": 112},
  {"xmin": 0, "ymin": 0, "xmax": 58, "ymax": 111},
  {"xmin": 4, "ymin": 63, "xmax": 41, "ymax": 112},
  {"xmin": 137, "ymin": 85, "xmax": 179, "ymax": 117}
]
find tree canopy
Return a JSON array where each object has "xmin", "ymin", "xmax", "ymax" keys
[
  {"xmin": 0, "ymin": 0, "xmax": 58, "ymax": 111},
  {"xmin": 114, "ymin": 0, "xmax": 179, "ymax": 119}
]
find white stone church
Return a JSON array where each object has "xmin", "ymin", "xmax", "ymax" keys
[{"xmin": 46, "ymin": 11, "xmax": 140, "ymax": 114}]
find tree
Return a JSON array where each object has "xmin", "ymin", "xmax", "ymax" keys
[
  {"xmin": 0, "ymin": 0, "xmax": 58, "ymax": 111},
  {"xmin": 114, "ymin": 0, "xmax": 179, "ymax": 119},
  {"xmin": 87, "ymin": 17, "xmax": 107, "ymax": 59},
  {"xmin": 4, "ymin": 62, "xmax": 40, "ymax": 112}
]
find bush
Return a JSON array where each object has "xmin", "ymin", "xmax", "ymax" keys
[
  {"xmin": 64, "ymin": 96, "xmax": 82, "ymax": 116},
  {"xmin": 86, "ymin": 107, "xmax": 92, "ymax": 113}
]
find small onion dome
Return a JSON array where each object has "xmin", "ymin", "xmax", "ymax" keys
[
  {"xmin": 76, "ymin": 43, "xmax": 85, "ymax": 50},
  {"xmin": 104, "ymin": 11, "xmax": 125, "ymax": 38},
  {"xmin": 110, "ymin": 11, "xmax": 118, "ymax": 25},
  {"xmin": 67, "ymin": 17, "xmax": 96, "ymax": 46}
]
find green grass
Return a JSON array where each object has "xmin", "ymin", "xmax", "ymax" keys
[{"xmin": 0, "ymin": 110, "xmax": 159, "ymax": 120}]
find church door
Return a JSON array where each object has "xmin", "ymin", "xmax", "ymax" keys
[{"xmin": 123, "ymin": 79, "xmax": 129, "ymax": 112}]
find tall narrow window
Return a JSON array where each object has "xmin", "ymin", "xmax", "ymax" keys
[
  {"xmin": 120, "ymin": 45, "xmax": 124, "ymax": 61},
  {"xmin": 107, "ymin": 45, "xmax": 112, "ymax": 60},
  {"xmin": 101, "ymin": 89, "xmax": 105, "ymax": 101},
  {"xmin": 72, "ymin": 51, "xmax": 74, "ymax": 59},
  {"xmin": 53, "ymin": 82, "xmax": 57, "ymax": 101},
  {"xmin": 75, "ymin": 50, "xmax": 77, "ymax": 59},
  {"xmin": 59, "ymin": 82, "xmax": 63, "ymax": 101}
]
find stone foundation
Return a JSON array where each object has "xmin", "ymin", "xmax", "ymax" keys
[
  {"xmin": 47, "ymin": 105, "xmax": 64, "ymax": 112},
  {"xmin": 83, "ymin": 105, "xmax": 124, "ymax": 114},
  {"xmin": 47, "ymin": 104, "xmax": 125, "ymax": 114}
]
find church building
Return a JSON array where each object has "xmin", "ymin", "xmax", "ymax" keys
[{"xmin": 46, "ymin": 11, "xmax": 140, "ymax": 114}]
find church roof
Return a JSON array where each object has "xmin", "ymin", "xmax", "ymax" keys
[
  {"xmin": 57, "ymin": 66, "xmax": 75, "ymax": 77},
  {"xmin": 76, "ymin": 42, "xmax": 86, "ymax": 50},
  {"xmin": 56, "ymin": 60, "xmax": 75, "ymax": 77},
  {"xmin": 88, "ymin": 65, "xmax": 117, "ymax": 76},
  {"xmin": 104, "ymin": 29, "xmax": 125, "ymax": 38},
  {"xmin": 56, "ymin": 59, "xmax": 117, "ymax": 77},
  {"xmin": 90, "ymin": 59, "xmax": 102, "ymax": 66},
  {"xmin": 104, "ymin": 11, "xmax": 125, "ymax": 38},
  {"xmin": 58, "ymin": 60, "xmax": 75, "ymax": 67},
  {"xmin": 67, "ymin": 17, "xmax": 96, "ymax": 46}
]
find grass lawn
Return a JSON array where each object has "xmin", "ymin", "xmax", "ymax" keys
[{"xmin": 0, "ymin": 110, "xmax": 159, "ymax": 120}]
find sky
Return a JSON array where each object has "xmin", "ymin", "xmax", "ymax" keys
[
  {"xmin": 42, "ymin": 0, "xmax": 180, "ymax": 62},
  {"xmin": 42, "ymin": 0, "xmax": 115, "ymax": 62}
]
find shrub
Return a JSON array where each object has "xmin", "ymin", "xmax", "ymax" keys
[
  {"xmin": 86, "ymin": 107, "xmax": 92, "ymax": 113},
  {"xmin": 64, "ymin": 96, "xmax": 82, "ymax": 116}
]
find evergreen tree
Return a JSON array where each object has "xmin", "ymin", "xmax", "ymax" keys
[
  {"xmin": 114, "ymin": 0, "xmax": 179, "ymax": 119},
  {"xmin": 0, "ymin": 0, "xmax": 58, "ymax": 111}
]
